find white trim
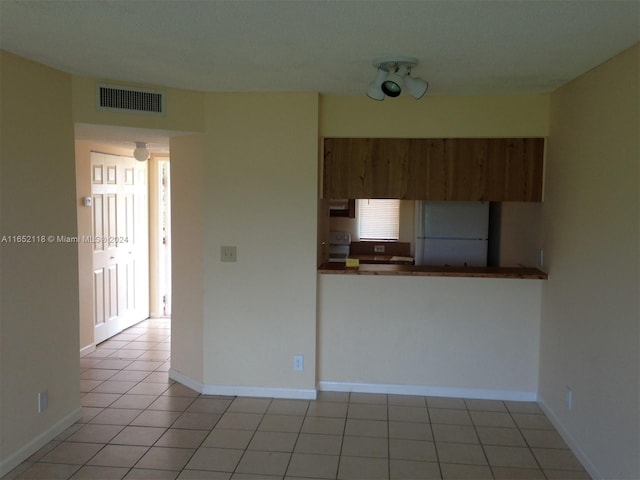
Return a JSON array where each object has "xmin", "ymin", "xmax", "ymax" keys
[
  {"xmin": 0, "ymin": 407, "xmax": 83, "ymax": 477},
  {"xmin": 318, "ymin": 381, "xmax": 537, "ymax": 402},
  {"xmin": 537, "ymin": 395, "xmax": 602, "ymax": 480},
  {"xmin": 167, "ymin": 372, "xmax": 536, "ymax": 402},
  {"xmin": 79, "ymin": 343, "xmax": 96, "ymax": 357},
  {"xmin": 169, "ymin": 369, "xmax": 317, "ymax": 400},
  {"xmin": 168, "ymin": 368, "xmax": 204, "ymax": 393},
  {"xmin": 202, "ymin": 385, "xmax": 317, "ymax": 400}
]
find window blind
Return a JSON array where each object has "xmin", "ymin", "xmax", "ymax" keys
[{"xmin": 357, "ymin": 199, "xmax": 400, "ymax": 240}]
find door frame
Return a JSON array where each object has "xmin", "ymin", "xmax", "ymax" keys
[{"xmin": 149, "ymin": 154, "xmax": 172, "ymax": 318}]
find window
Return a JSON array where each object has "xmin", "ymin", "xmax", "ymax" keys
[{"xmin": 357, "ymin": 199, "xmax": 400, "ymax": 240}]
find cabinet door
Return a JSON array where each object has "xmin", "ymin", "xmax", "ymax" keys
[
  {"xmin": 324, "ymin": 138, "xmax": 410, "ymax": 199},
  {"xmin": 323, "ymin": 137, "xmax": 544, "ymax": 201},
  {"xmin": 323, "ymin": 137, "xmax": 368, "ymax": 198},
  {"xmin": 369, "ymin": 139, "xmax": 409, "ymax": 198},
  {"xmin": 504, "ymin": 138, "xmax": 544, "ymax": 202},
  {"xmin": 445, "ymin": 139, "xmax": 489, "ymax": 201},
  {"xmin": 485, "ymin": 139, "xmax": 509, "ymax": 201},
  {"xmin": 483, "ymin": 138, "xmax": 544, "ymax": 201},
  {"xmin": 405, "ymin": 139, "xmax": 445, "ymax": 199}
]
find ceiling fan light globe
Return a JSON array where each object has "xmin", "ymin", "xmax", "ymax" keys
[{"xmin": 133, "ymin": 142, "xmax": 149, "ymax": 162}]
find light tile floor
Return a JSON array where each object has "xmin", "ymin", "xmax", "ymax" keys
[{"xmin": 4, "ymin": 318, "xmax": 592, "ymax": 480}]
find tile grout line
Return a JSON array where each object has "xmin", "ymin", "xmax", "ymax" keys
[{"xmin": 425, "ymin": 397, "xmax": 445, "ymax": 480}]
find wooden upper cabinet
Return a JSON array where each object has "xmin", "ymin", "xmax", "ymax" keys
[
  {"xmin": 323, "ymin": 138, "xmax": 410, "ymax": 198},
  {"xmin": 323, "ymin": 137, "xmax": 544, "ymax": 202}
]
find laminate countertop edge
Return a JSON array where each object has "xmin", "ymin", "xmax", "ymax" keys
[{"xmin": 318, "ymin": 263, "xmax": 548, "ymax": 280}]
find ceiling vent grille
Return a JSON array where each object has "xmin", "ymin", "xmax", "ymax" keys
[{"xmin": 97, "ymin": 83, "xmax": 165, "ymax": 115}]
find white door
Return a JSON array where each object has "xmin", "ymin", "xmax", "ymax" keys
[{"xmin": 92, "ymin": 152, "xmax": 149, "ymax": 344}]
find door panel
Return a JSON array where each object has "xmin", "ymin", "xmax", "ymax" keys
[
  {"xmin": 94, "ymin": 269, "xmax": 105, "ymax": 327},
  {"xmin": 108, "ymin": 264, "xmax": 118, "ymax": 321},
  {"xmin": 92, "ymin": 152, "xmax": 149, "ymax": 345}
]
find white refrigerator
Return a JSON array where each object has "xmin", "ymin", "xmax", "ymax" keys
[{"xmin": 415, "ymin": 201, "xmax": 489, "ymax": 267}]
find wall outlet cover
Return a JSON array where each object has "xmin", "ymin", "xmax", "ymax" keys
[
  {"xmin": 293, "ymin": 354, "xmax": 304, "ymax": 371},
  {"xmin": 38, "ymin": 390, "xmax": 48, "ymax": 413}
]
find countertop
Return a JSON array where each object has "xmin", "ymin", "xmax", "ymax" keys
[
  {"xmin": 318, "ymin": 262, "xmax": 548, "ymax": 279},
  {"xmin": 348, "ymin": 254, "xmax": 415, "ymax": 265}
]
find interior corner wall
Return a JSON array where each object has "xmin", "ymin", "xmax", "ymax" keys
[
  {"xmin": 201, "ymin": 93, "xmax": 319, "ymax": 395},
  {"xmin": 540, "ymin": 44, "xmax": 639, "ymax": 479},
  {"xmin": 0, "ymin": 51, "xmax": 81, "ymax": 475},
  {"xmin": 169, "ymin": 134, "xmax": 205, "ymax": 385}
]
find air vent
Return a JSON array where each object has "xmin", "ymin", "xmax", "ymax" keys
[{"xmin": 97, "ymin": 83, "xmax": 165, "ymax": 115}]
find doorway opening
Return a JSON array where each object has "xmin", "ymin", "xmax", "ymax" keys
[
  {"xmin": 90, "ymin": 151, "xmax": 150, "ymax": 344},
  {"xmin": 76, "ymin": 124, "xmax": 176, "ymax": 355},
  {"xmin": 154, "ymin": 157, "xmax": 172, "ymax": 318}
]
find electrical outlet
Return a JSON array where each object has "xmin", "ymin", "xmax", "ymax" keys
[
  {"xmin": 565, "ymin": 386, "xmax": 572, "ymax": 410},
  {"xmin": 293, "ymin": 354, "xmax": 304, "ymax": 372},
  {"xmin": 374, "ymin": 245, "xmax": 385, "ymax": 253},
  {"xmin": 38, "ymin": 390, "xmax": 48, "ymax": 413},
  {"xmin": 221, "ymin": 246, "xmax": 237, "ymax": 262}
]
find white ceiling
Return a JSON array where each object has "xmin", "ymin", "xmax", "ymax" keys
[{"xmin": 2, "ymin": 0, "xmax": 639, "ymax": 151}]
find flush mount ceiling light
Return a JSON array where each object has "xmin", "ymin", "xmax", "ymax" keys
[
  {"xmin": 133, "ymin": 141, "xmax": 149, "ymax": 162},
  {"xmin": 366, "ymin": 56, "xmax": 429, "ymax": 101}
]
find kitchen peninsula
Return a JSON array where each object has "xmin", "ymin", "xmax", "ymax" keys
[{"xmin": 317, "ymin": 260, "xmax": 547, "ymax": 401}]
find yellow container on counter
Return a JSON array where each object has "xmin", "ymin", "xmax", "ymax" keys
[{"xmin": 345, "ymin": 258, "xmax": 360, "ymax": 269}]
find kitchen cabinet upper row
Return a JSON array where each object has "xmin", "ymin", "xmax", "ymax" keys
[{"xmin": 322, "ymin": 137, "xmax": 544, "ymax": 202}]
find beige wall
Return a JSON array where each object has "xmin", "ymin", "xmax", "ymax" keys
[
  {"xmin": 540, "ymin": 45, "xmax": 639, "ymax": 479},
  {"xmin": 197, "ymin": 93, "xmax": 319, "ymax": 395},
  {"xmin": 169, "ymin": 134, "xmax": 205, "ymax": 384},
  {"xmin": 320, "ymin": 94, "xmax": 549, "ymax": 138},
  {"xmin": 0, "ymin": 51, "xmax": 80, "ymax": 475},
  {"xmin": 319, "ymin": 275, "xmax": 542, "ymax": 398},
  {"xmin": 498, "ymin": 202, "xmax": 543, "ymax": 267}
]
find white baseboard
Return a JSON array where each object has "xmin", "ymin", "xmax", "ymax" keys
[
  {"xmin": 168, "ymin": 368, "xmax": 204, "ymax": 393},
  {"xmin": 202, "ymin": 384, "xmax": 317, "ymax": 400},
  {"xmin": 79, "ymin": 343, "xmax": 96, "ymax": 357},
  {"xmin": 168, "ymin": 369, "xmax": 317, "ymax": 400},
  {"xmin": 537, "ymin": 395, "xmax": 602, "ymax": 480},
  {"xmin": 166, "ymin": 371, "xmax": 538, "ymax": 403},
  {"xmin": 202, "ymin": 385, "xmax": 317, "ymax": 400},
  {"xmin": 317, "ymin": 381, "xmax": 538, "ymax": 402},
  {"xmin": 0, "ymin": 407, "xmax": 82, "ymax": 478}
]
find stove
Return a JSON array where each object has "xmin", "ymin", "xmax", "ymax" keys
[{"xmin": 328, "ymin": 231, "xmax": 351, "ymax": 263}]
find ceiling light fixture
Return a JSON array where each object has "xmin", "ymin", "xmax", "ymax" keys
[
  {"xmin": 366, "ymin": 56, "xmax": 429, "ymax": 101},
  {"xmin": 133, "ymin": 142, "xmax": 149, "ymax": 162}
]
